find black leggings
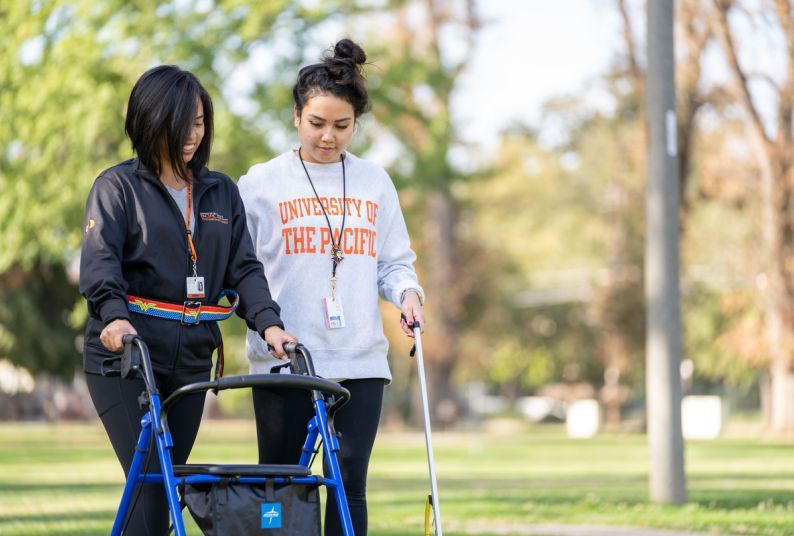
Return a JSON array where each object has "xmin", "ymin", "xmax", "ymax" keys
[
  {"xmin": 86, "ymin": 369, "xmax": 210, "ymax": 535},
  {"xmin": 252, "ymin": 378, "xmax": 385, "ymax": 536}
]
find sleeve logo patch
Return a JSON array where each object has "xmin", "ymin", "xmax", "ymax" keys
[
  {"xmin": 84, "ymin": 218, "xmax": 96, "ymax": 236},
  {"xmin": 199, "ymin": 212, "xmax": 229, "ymax": 224}
]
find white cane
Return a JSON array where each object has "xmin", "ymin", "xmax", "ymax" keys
[{"xmin": 412, "ymin": 323, "xmax": 443, "ymax": 536}]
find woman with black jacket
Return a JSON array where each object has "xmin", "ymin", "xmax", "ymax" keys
[{"xmin": 79, "ymin": 65, "xmax": 296, "ymax": 534}]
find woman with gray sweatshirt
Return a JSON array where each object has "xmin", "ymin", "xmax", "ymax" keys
[{"xmin": 238, "ymin": 38, "xmax": 425, "ymax": 535}]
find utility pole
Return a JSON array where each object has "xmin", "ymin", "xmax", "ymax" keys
[{"xmin": 645, "ymin": 0, "xmax": 687, "ymax": 504}]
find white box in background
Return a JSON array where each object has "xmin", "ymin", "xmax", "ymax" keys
[
  {"xmin": 566, "ymin": 399, "xmax": 600, "ymax": 438},
  {"xmin": 682, "ymin": 395, "xmax": 723, "ymax": 440}
]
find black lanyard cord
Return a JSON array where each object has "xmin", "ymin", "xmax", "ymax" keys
[{"xmin": 298, "ymin": 148, "xmax": 347, "ymax": 278}]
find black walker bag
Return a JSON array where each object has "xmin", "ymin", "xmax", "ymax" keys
[{"xmin": 183, "ymin": 478, "xmax": 321, "ymax": 535}]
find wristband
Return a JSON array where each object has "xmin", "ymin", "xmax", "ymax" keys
[{"xmin": 400, "ymin": 289, "xmax": 424, "ymax": 306}]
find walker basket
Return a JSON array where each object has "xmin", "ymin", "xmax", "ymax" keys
[{"xmin": 183, "ymin": 477, "xmax": 321, "ymax": 535}]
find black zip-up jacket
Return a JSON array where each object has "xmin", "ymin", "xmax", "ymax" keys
[{"xmin": 80, "ymin": 158, "xmax": 282, "ymax": 374}]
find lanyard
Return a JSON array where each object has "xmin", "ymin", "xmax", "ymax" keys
[
  {"xmin": 298, "ymin": 148, "xmax": 346, "ymax": 293},
  {"xmin": 184, "ymin": 181, "xmax": 198, "ymax": 276}
]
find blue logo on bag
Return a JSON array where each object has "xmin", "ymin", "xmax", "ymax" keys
[{"xmin": 261, "ymin": 503, "xmax": 282, "ymax": 529}]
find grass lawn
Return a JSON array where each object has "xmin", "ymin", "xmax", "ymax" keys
[{"xmin": 1, "ymin": 420, "xmax": 793, "ymax": 535}]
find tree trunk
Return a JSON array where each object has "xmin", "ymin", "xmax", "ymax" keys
[
  {"xmin": 755, "ymin": 138, "xmax": 794, "ymax": 434},
  {"xmin": 768, "ymin": 356, "xmax": 794, "ymax": 435},
  {"xmin": 764, "ymin": 249, "xmax": 794, "ymax": 434},
  {"xmin": 715, "ymin": 0, "xmax": 794, "ymax": 436},
  {"xmin": 417, "ymin": 190, "xmax": 461, "ymax": 428},
  {"xmin": 759, "ymin": 372, "xmax": 772, "ymax": 429},
  {"xmin": 601, "ymin": 362, "xmax": 627, "ymax": 431}
]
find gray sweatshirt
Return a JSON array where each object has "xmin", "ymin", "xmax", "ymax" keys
[{"xmin": 238, "ymin": 150, "xmax": 424, "ymax": 381}]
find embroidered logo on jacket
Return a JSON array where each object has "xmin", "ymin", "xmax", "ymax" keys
[{"xmin": 200, "ymin": 212, "xmax": 229, "ymax": 224}]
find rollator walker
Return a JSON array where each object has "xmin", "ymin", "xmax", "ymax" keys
[{"xmin": 106, "ymin": 334, "xmax": 354, "ymax": 535}]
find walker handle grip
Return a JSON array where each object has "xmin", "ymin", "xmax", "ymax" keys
[
  {"xmin": 120, "ymin": 335, "xmax": 156, "ymax": 395},
  {"xmin": 117, "ymin": 334, "xmax": 142, "ymax": 379},
  {"xmin": 284, "ymin": 343, "xmax": 317, "ymax": 377}
]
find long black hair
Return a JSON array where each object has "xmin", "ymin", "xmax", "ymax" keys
[
  {"xmin": 293, "ymin": 38, "xmax": 370, "ymax": 118},
  {"xmin": 125, "ymin": 65, "xmax": 213, "ymax": 180}
]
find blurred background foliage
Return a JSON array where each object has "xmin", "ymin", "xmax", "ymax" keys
[{"xmin": 0, "ymin": 0, "xmax": 785, "ymax": 428}]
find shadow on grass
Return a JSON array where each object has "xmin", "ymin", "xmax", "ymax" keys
[
  {"xmin": 0, "ymin": 510, "xmax": 116, "ymax": 529},
  {"xmin": 689, "ymin": 490, "xmax": 794, "ymax": 510},
  {"xmin": 369, "ymin": 474, "xmax": 794, "ymax": 512},
  {"xmin": 0, "ymin": 508, "xmax": 116, "ymax": 525},
  {"xmin": 690, "ymin": 472, "xmax": 794, "ymax": 481},
  {"xmin": 0, "ymin": 482, "xmax": 120, "ymax": 494}
]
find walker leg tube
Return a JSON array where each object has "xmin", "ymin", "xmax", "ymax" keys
[
  {"xmin": 299, "ymin": 419, "xmax": 320, "ymax": 467},
  {"xmin": 110, "ymin": 419, "xmax": 152, "ymax": 536},
  {"xmin": 149, "ymin": 396, "xmax": 186, "ymax": 536},
  {"xmin": 414, "ymin": 328, "xmax": 443, "ymax": 536},
  {"xmin": 155, "ymin": 435, "xmax": 186, "ymax": 535},
  {"xmin": 315, "ymin": 400, "xmax": 354, "ymax": 536}
]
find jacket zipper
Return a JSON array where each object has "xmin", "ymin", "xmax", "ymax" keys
[
  {"xmin": 161, "ymin": 179, "xmax": 218, "ymax": 375},
  {"xmin": 155, "ymin": 184, "xmax": 192, "ymax": 376}
]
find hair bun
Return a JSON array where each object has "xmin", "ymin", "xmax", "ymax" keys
[
  {"xmin": 333, "ymin": 38, "xmax": 367, "ymax": 66},
  {"xmin": 294, "ymin": 39, "xmax": 371, "ymax": 118}
]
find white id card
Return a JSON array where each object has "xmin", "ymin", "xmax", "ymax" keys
[
  {"xmin": 186, "ymin": 276, "xmax": 206, "ymax": 298},
  {"xmin": 322, "ymin": 296, "xmax": 345, "ymax": 329}
]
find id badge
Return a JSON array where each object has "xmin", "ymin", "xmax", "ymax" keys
[
  {"xmin": 322, "ymin": 296, "xmax": 345, "ymax": 329},
  {"xmin": 186, "ymin": 276, "xmax": 206, "ymax": 298}
]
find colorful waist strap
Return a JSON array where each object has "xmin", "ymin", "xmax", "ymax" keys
[
  {"xmin": 126, "ymin": 290, "xmax": 237, "ymax": 380},
  {"xmin": 127, "ymin": 289, "xmax": 239, "ymax": 326}
]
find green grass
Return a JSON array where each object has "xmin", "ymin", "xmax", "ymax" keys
[{"xmin": 1, "ymin": 421, "xmax": 793, "ymax": 535}]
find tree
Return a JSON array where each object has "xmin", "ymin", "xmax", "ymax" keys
[
  {"xmin": 601, "ymin": 0, "xmax": 718, "ymax": 429},
  {"xmin": 714, "ymin": 0, "xmax": 794, "ymax": 434},
  {"xmin": 2, "ymin": 1, "xmax": 491, "ymax": 425},
  {"xmin": 344, "ymin": 0, "xmax": 481, "ymax": 425},
  {"xmin": 609, "ymin": 0, "xmax": 794, "ymax": 440},
  {"xmin": 441, "ymin": 0, "xmax": 724, "ymax": 426},
  {"xmin": 0, "ymin": 0, "xmax": 330, "ymax": 377},
  {"xmin": 1, "ymin": 0, "xmax": 137, "ymax": 377},
  {"xmin": 460, "ymin": 130, "xmax": 607, "ymax": 400}
]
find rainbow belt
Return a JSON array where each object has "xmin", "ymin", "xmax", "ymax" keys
[{"xmin": 127, "ymin": 289, "xmax": 239, "ymax": 325}]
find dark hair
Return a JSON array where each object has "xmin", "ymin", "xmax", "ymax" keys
[
  {"xmin": 293, "ymin": 38, "xmax": 370, "ymax": 118},
  {"xmin": 125, "ymin": 65, "xmax": 213, "ymax": 180}
]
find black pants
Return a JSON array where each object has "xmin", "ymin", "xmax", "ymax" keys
[
  {"xmin": 252, "ymin": 378, "xmax": 385, "ymax": 536},
  {"xmin": 86, "ymin": 369, "xmax": 210, "ymax": 535}
]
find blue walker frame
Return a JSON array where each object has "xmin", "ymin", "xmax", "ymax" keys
[{"xmin": 108, "ymin": 335, "xmax": 355, "ymax": 535}]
